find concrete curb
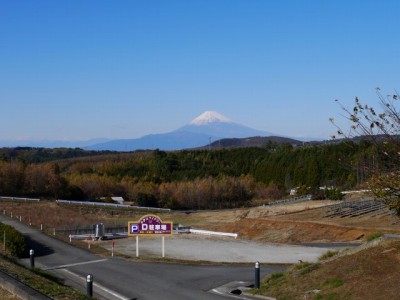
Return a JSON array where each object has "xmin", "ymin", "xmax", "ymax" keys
[
  {"xmin": 0, "ymin": 269, "xmax": 52, "ymax": 300},
  {"xmin": 211, "ymin": 281, "xmax": 277, "ymax": 300}
]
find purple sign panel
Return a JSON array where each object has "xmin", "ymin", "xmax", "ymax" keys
[{"xmin": 128, "ymin": 215, "xmax": 173, "ymax": 236}]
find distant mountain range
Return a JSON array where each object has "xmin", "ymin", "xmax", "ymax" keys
[
  {"xmin": 0, "ymin": 138, "xmax": 111, "ymax": 149},
  {"xmin": 0, "ymin": 111, "xmax": 323, "ymax": 151},
  {"xmin": 86, "ymin": 111, "xmax": 275, "ymax": 151}
]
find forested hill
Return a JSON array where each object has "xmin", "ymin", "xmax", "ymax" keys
[
  {"xmin": 197, "ymin": 136, "xmax": 306, "ymax": 149},
  {"xmin": 0, "ymin": 147, "xmax": 117, "ymax": 163},
  {"xmin": 0, "ymin": 141, "xmax": 378, "ymax": 209}
]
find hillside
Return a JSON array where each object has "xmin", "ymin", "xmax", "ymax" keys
[
  {"xmin": 200, "ymin": 136, "xmax": 304, "ymax": 149},
  {"xmin": 252, "ymin": 238, "xmax": 400, "ymax": 299}
]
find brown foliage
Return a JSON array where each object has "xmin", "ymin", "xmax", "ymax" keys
[
  {"xmin": 67, "ymin": 173, "xmax": 125, "ymax": 199},
  {"xmin": 0, "ymin": 161, "xmax": 25, "ymax": 196},
  {"xmin": 24, "ymin": 164, "xmax": 63, "ymax": 197}
]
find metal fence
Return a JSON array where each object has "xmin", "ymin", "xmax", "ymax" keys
[
  {"xmin": 263, "ymin": 194, "xmax": 312, "ymax": 207},
  {"xmin": 324, "ymin": 199, "xmax": 389, "ymax": 218},
  {"xmin": 55, "ymin": 223, "xmax": 128, "ymax": 237}
]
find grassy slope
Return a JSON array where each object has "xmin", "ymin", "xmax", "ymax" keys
[
  {"xmin": 0, "ymin": 255, "xmax": 91, "ymax": 300},
  {"xmin": 252, "ymin": 238, "xmax": 400, "ymax": 300}
]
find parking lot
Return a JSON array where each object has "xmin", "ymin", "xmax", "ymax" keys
[{"xmin": 99, "ymin": 234, "xmax": 336, "ymax": 263}]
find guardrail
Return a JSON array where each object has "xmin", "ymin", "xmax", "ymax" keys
[
  {"xmin": 0, "ymin": 196, "xmax": 40, "ymax": 202},
  {"xmin": 56, "ymin": 199, "xmax": 132, "ymax": 208},
  {"xmin": 189, "ymin": 229, "xmax": 238, "ymax": 239},
  {"xmin": 69, "ymin": 232, "xmax": 129, "ymax": 241},
  {"xmin": 56, "ymin": 200, "xmax": 171, "ymax": 211},
  {"xmin": 263, "ymin": 194, "xmax": 312, "ymax": 207}
]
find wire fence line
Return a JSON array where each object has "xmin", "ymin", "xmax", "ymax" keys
[
  {"xmin": 324, "ymin": 199, "xmax": 390, "ymax": 218},
  {"xmin": 263, "ymin": 195, "xmax": 312, "ymax": 207}
]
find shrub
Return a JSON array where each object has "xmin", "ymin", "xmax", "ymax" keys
[
  {"xmin": 367, "ymin": 232, "xmax": 383, "ymax": 241},
  {"xmin": 314, "ymin": 292, "xmax": 340, "ymax": 300},
  {"xmin": 323, "ymin": 278, "xmax": 344, "ymax": 288},
  {"xmin": 291, "ymin": 261, "xmax": 320, "ymax": 275},
  {"xmin": 319, "ymin": 250, "xmax": 339, "ymax": 261},
  {"xmin": 293, "ymin": 261, "xmax": 313, "ymax": 270},
  {"xmin": 263, "ymin": 271, "xmax": 285, "ymax": 285},
  {"xmin": 325, "ymin": 188, "xmax": 344, "ymax": 200},
  {"xmin": 136, "ymin": 192, "xmax": 158, "ymax": 207},
  {"xmin": 0, "ymin": 222, "xmax": 27, "ymax": 257}
]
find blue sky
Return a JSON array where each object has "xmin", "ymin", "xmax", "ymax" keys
[{"xmin": 1, "ymin": 0, "xmax": 399, "ymax": 142}]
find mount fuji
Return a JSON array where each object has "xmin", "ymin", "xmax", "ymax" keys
[{"xmin": 87, "ymin": 111, "xmax": 274, "ymax": 151}]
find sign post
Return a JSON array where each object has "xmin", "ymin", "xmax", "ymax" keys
[
  {"xmin": 162, "ymin": 236, "xmax": 165, "ymax": 258},
  {"xmin": 136, "ymin": 236, "xmax": 139, "ymax": 257},
  {"xmin": 128, "ymin": 215, "xmax": 173, "ymax": 258}
]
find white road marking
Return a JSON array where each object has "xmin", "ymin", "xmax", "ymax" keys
[
  {"xmin": 62, "ymin": 269, "xmax": 130, "ymax": 300},
  {"xmin": 44, "ymin": 258, "xmax": 108, "ymax": 270}
]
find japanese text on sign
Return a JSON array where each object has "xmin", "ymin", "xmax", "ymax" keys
[{"xmin": 128, "ymin": 215, "xmax": 173, "ymax": 236}]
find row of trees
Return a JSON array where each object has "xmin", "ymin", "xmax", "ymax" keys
[
  {"xmin": 136, "ymin": 175, "xmax": 275, "ymax": 209},
  {"xmin": 0, "ymin": 162, "xmax": 62, "ymax": 198},
  {"xmin": 0, "ymin": 140, "xmax": 381, "ymax": 208}
]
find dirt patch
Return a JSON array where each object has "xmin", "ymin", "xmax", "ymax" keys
[
  {"xmin": 220, "ymin": 219, "xmax": 370, "ymax": 243},
  {"xmin": 175, "ymin": 201, "xmax": 395, "ymax": 244}
]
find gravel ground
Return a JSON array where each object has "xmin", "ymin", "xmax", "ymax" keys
[{"xmin": 99, "ymin": 234, "xmax": 337, "ymax": 263}]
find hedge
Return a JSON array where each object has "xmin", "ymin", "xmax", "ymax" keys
[{"xmin": 0, "ymin": 222, "xmax": 27, "ymax": 257}]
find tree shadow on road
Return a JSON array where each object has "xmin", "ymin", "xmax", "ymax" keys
[{"xmin": 24, "ymin": 235, "xmax": 54, "ymax": 257}]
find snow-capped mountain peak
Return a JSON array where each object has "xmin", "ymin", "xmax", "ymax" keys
[
  {"xmin": 189, "ymin": 111, "xmax": 233, "ymax": 125},
  {"xmin": 87, "ymin": 111, "xmax": 274, "ymax": 151}
]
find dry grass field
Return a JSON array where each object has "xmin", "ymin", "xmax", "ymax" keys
[{"xmin": 0, "ymin": 198, "xmax": 398, "ymax": 244}]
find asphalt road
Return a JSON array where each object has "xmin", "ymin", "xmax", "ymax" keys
[{"xmin": 0, "ymin": 215, "xmax": 286, "ymax": 300}]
